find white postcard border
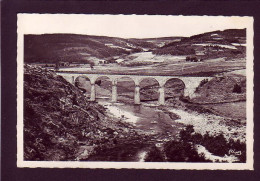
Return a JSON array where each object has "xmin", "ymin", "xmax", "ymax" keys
[{"xmin": 17, "ymin": 14, "xmax": 254, "ymax": 170}]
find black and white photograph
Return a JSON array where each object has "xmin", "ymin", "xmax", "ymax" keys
[{"xmin": 17, "ymin": 14, "xmax": 254, "ymax": 169}]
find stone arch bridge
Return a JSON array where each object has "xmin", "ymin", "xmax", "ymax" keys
[{"xmin": 56, "ymin": 71, "xmax": 213, "ymax": 105}]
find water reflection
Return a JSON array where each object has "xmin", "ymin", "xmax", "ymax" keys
[
  {"xmin": 99, "ymin": 101, "xmax": 184, "ymax": 139},
  {"xmin": 133, "ymin": 105, "xmax": 141, "ymax": 113}
]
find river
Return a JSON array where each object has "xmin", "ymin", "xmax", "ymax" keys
[
  {"xmin": 99, "ymin": 101, "xmax": 184, "ymax": 140},
  {"xmin": 87, "ymin": 100, "xmax": 245, "ymax": 162}
]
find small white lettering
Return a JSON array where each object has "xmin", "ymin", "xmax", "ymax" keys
[{"xmin": 229, "ymin": 149, "xmax": 242, "ymax": 155}]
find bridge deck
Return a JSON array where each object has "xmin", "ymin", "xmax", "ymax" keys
[{"xmin": 56, "ymin": 70, "xmax": 214, "ymax": 77}]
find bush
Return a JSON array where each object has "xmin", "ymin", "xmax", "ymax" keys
[
  {"xmin": 179, "ymin": 96, "xmax": 191, "ymax": 103},
  {"xmin": 180, "ymin": 126, "xmax": 228, "ymax": 156},
  {"xmin": 199, "ymin": 79, "xmax": 208, "ymax": 87},
  {"xmin": 195, "ymin": 79, "xmax": 208, "ymax": 92},
  {"xmin": 179, "ymin": 125, "xmax": 194, "ymax": 142},
  {"xmin": 202, "ymin": 132, "xmax": 229, "ymax": 156},
  {"xmin": 164, "ymin": 140, "xmax": 209, "ymax": 162},
  {"xmin": 161, "ymin": 125, "xmax": 210, "ymax": 162},
  {"xmin": 233, "ymin": 84, "xmax": 242, "ymax": 93},
  {"xmin": 186, "ymin": 56, "xmax": 199, "ymax": 62},
  {"xmin": 190, "ymin": 57, "xmax": 198, "ymax": 62},
  {"xmin": 145, "ymin": 146, "xmax": 165, "ymax": 162}
]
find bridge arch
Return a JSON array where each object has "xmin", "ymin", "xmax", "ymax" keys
[
  {"xmin": 116, "ymin": 76, "xmax": 136, "ymax": 103},
  {"xmin": 116, "ymin": 75, "xmax": 140, "ymax": 86},
  {"xmin": 116, "ymin": 76, "xmax": 135, "ymax": 81},
  {"xmin": 76, "ymin": 75, "xmax": 93, "ymax": 81},
  {"xmin": 139, "ymin": 77, "xmax": 163, "ymax": 87},
  {"xmin": 139, "ymin": 77, "xmax": 160, "ymax": 104},
  {"xmin": 163, "ymin": 78, "xmax": 186, "ymax": 99},
  {"xmin": 74, "ymin": 75, "xmax": 91, "ymax": 83},
  {"xmin": 94, "ymin": 75, "xmax": 112, "ymax": 83},
  {"xmin": 74, "ymin": 75, "xmax": 92, "ymax": 95},
  {"xmin": 94, "ymin": 76, "xmax": 113, "ymax": 101}
]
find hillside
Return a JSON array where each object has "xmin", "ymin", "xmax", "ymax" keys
[
  {"xmin": 153, "ymin": 29, "xmax": 246, "ymax": 60},
  {"xmin": 24, "ymin": 34, "xmax": 158, "ymax": 64},
  {"xmin": 24, "ymin": 65, "xmax": 143, "ymax": 161},
  {"xmin": 135, "ymin": 37, "xmax": 182, "ymax": 47},
  {"xmin": 193, "ymin": 76, "xmax": 246, "ymax": 103}
]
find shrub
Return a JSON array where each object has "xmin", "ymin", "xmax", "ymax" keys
[
  {"xmin": 145, "ymin": 146, "xmax": 165, "ymax": 162},
  {"xmin": 179, "ymin": 125, "xmax": 194, "ymax": 142},
  {"xmin": 199, "ymin": 79, "xmax": 208, "ymax": 87},
  {"xmin": 179, "ymin": 96, "xmax": 191, "ymax": 103},
  {"xmin": 186, "ymin": 56, "xmax": 199, "ymax": 62},
  {"xmin": 202, "ymin": 133, "xmax": 229, "ymax": 156},
  {"xmin": 190, "ymin": 57, "xmax": 198, "ymax": 62},
  {"xmin": 164, "ymin": 140, "xmax": 209, "ymax": 162},
  {"xmin": 233, "ymin": 84, "xmax": 242, "ymax": 93},
  {"xmin": 181, "ymin": 126, "xmax": 228, "ymax": 156},
  {"xmin": 195, "ymin": 79, "xmax": 208, "ymax": 92}
]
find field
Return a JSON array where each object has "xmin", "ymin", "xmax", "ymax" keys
[
  {"xmin": 92, "ymin": 58, "xmax": 245, "ymax": 76},
  {"xmin": 202, "ymin": 102, "xmax": 246, "ymax": 120}
]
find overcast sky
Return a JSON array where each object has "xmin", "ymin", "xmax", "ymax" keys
[{"xmin": 18, "ymin": 14, "xmax": 251, "ymax": 38}]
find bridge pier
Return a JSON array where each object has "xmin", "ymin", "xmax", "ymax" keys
[
  {"xmin": 111, "ymin": 81, "xmax": 117, "ymax": 103},
  {"xmin": 158, "ymin": 87, "xmax": 165, "ymax": 105},
  {"xmin": 134, "ymin": 85, "xmax": 141, "ymax": 105},
  {"xmin": 90, "ymin": 83, "xmax": 96, "ymax": 101},
  {"xmin": 71, "ymin": 76, "xmax": 75, "ymax": 85}
]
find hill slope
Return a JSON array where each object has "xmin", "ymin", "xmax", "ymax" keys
[
  {"xmin": 24, "ymin": 65, "xmax": 142, "ymax": 161},
  {"xmin": 24, "ymin": 34, "xmax": 158, "ymax": 64},
  {"xmin": 153, "ymin": 29, "xmax": 246, "ymax": 60}
]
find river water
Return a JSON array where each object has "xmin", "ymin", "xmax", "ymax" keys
[{"xmin": 99, "ymin": 100, "xmax": 184, "ymax": 140}]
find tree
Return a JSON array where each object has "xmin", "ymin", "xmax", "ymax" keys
[
  {"xmin": 233, "ymin": 83, "xmax": 242, "ymax": 93},
  {"xmin": 180, "ymin": 125, "xmax": 194, "ymax": 142},
  {"xmin": 89, "ymin": 62, "xmax": 95, "ymax": 69},
  {"xmin": 55, "ymin": 62, "xmax": 59, "ymax": 71}
]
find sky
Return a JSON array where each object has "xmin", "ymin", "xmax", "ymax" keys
[{"xmin": 18, "ymin": 14, "xmax": 252, "ymax": 38}]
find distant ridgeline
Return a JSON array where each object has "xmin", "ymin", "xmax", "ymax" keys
[{"xmin": 24, "ymin": 28, "xmax": 246, "ymax": 65}]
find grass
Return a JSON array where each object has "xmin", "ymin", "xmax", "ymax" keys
[
  {"xmin": 202, "ymin": 102, "xmax": 246, "ymax": 120},
  {"xmin": 99, "ymin": 60, "xmax": 245, "ymax": 76}
]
